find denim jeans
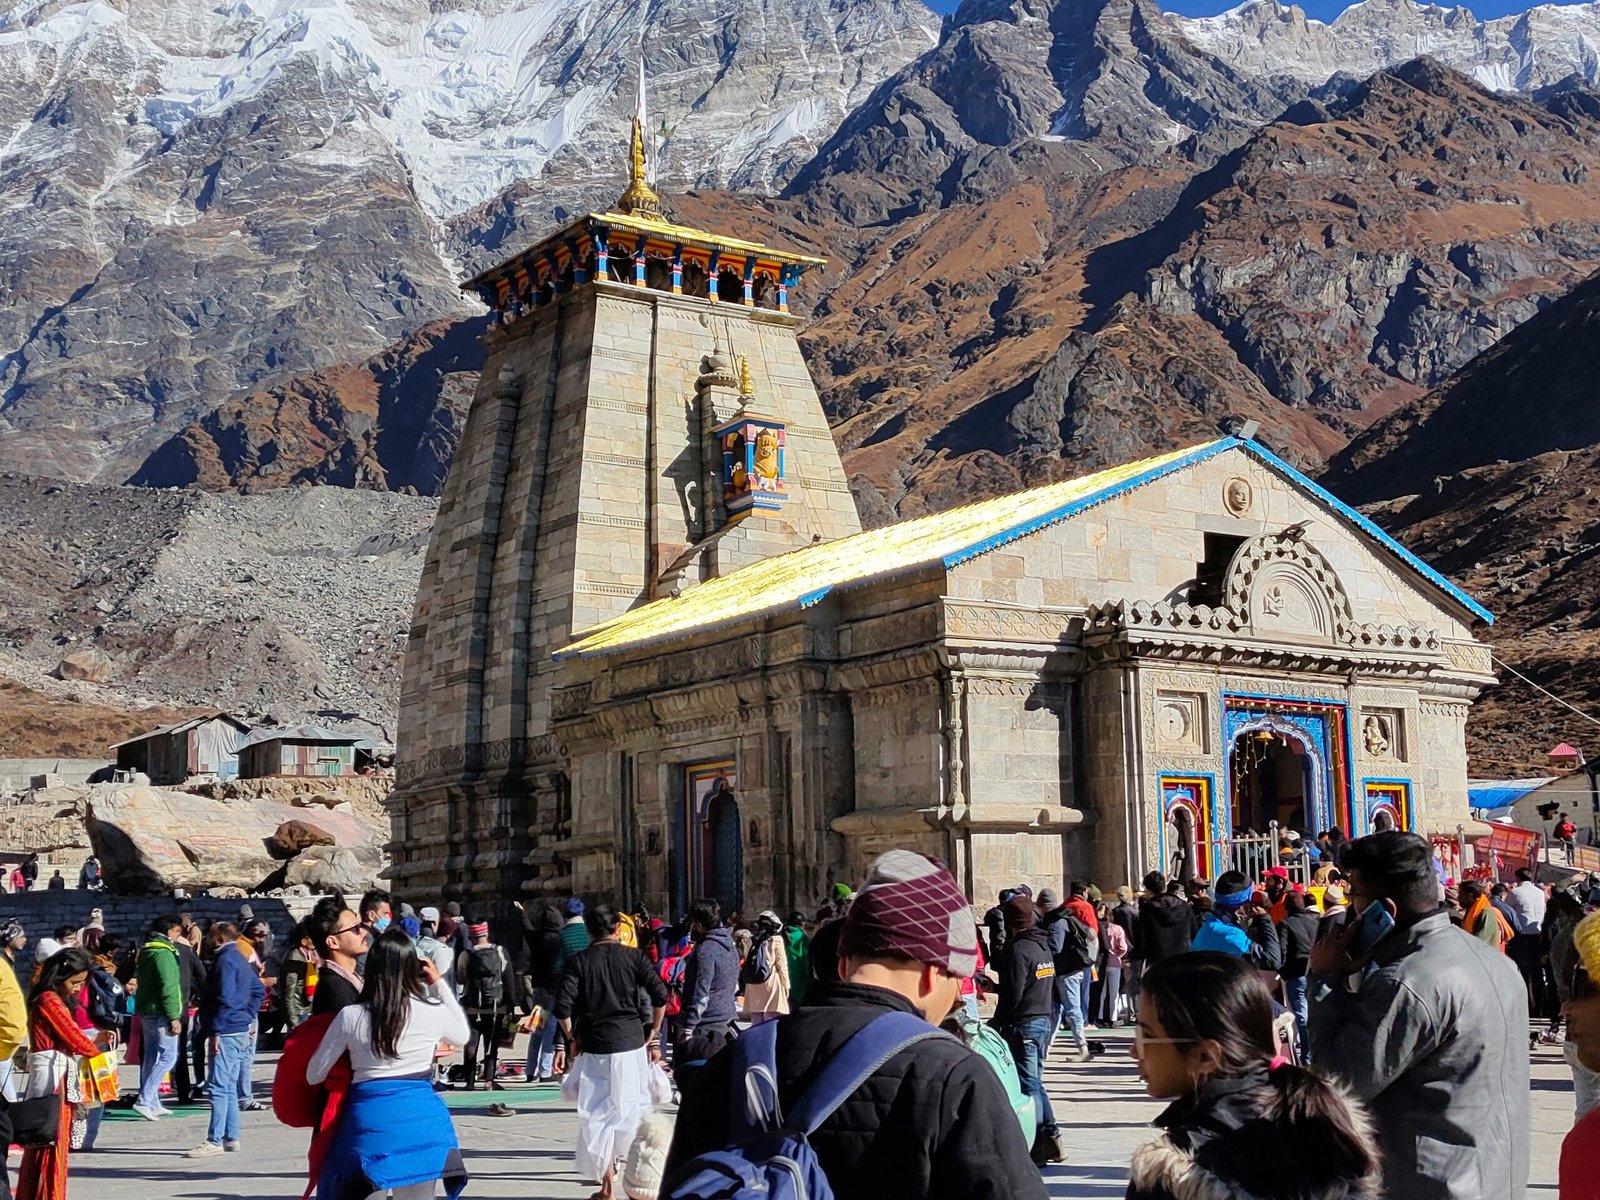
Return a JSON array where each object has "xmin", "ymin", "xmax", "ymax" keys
[
  {"xmin": 1056, "ymin": 972, "xmax": 1088, "ymax": 1055},
  {"xmin": 1005, "ymin": 1016, "xmax": 1058, "ymax": 1136},
  {"xmin": 1283, "ymin": 974, "xmax": 1309, "ymax": 1052},
  {"xmin": 207, "ymin": 1033, "xmax": 251, "ymax": 1145},
  {"xmin": 137, "ymin": 1015, "xmax": 180, "ymax": 1109},
  {"xmin": 524, "ymin": 987, "xmax": 558, "ymax": 1079},
  {"xmin": 1100, "ymin": 965, "xmax": 1123, "ymax": 1024},
  {"xmin": 1077, "ymin": 968, "xmax": 1093, "ymax": 1024},
  {"xmin": 81, "ymin": 1104, "xmax": 104, "ymax": 1150},
  {"xmin": 237, "ymin": 1022, "xmax": 257, "ymax": 1103}
]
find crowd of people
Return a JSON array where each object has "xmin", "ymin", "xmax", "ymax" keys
[{"xmin": 0, "ymin": 827, "xmax": 1591, "ymax": 1199}]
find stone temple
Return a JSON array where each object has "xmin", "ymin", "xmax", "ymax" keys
[{"xmin": 388, "ymin": 122, "xmax": 1497, "ymax": 915}]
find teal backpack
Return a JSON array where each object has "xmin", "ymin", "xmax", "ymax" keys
[{"xmin": 951, "ymin": 1008, "xmax": 1034, "ymax": 1139}]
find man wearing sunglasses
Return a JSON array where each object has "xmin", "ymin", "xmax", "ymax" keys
[{"xmin": 310, "ymin": 902, "xmax": 370, "ymax": 1016}]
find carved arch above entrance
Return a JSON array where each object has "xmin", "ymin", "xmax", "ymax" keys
[{"xmin": 1224, "ymin": 532, "xmax": 1355, "ymax": 644}]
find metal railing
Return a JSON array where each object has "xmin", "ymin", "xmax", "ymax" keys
[{"xmin": 1209, "ymin": 820, "xmax": 1315, "ymax": 888}]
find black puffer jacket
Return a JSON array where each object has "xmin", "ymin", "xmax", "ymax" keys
[
  {"xmin": 1127, "ymin": 1072, "xmax": 1381, "ymax": 1200},
  {"xmin": 1138, "ymin": 893, "xmax": 1193, "ymax": 966},
  {"xmin": 664, "ymin": 982, "xmax": 1047, "ymax": 1200}
]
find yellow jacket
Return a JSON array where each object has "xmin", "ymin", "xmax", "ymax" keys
[{"xmin": 0, "ymin": 955, "xmax": 28, "ymax": 1059}]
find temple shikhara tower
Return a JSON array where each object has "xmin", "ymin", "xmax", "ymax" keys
[{"xmin": 390, "ymin": 101, "xmax": 1498, "ymax": 914}]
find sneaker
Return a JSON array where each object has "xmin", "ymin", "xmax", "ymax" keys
[
  {"xmin": 240, "ymin": 1099, "xmax": 264, "ymax": 1111},
  {"xmin": 185, "ymin": 1142, "xmax": 224, "ymax": 1159},
  {"xmin": 132, "ymin": 1103, "xmax": 166, "ymax": 1121},
  {"xmin": 224, "ymin": 1141, "xmax": 241, "ymax": 1153}
]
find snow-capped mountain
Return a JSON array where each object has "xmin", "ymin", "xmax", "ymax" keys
[
  {"xmin": 1174, "ymin": 0, "xmax": 1600, "ymax": 91},
  {"xmin": 0, "ymin": 0, "xmax": 937, "ymax": 480}
]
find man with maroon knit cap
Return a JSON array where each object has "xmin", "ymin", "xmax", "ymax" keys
[{"xmin": 665, "ymin": 851, "xmax": 1047, "ymax": 1200}]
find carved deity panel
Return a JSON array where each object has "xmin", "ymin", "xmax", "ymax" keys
[
  {"xmin": 1359, "ymin": 708, "xmax": 1405, "ymax": 762},
  {"xmin": 1155, "ymin": 691, "xmax": 1207, "ymax": 754},
  {"xmin": 1250, "ymin": 566, "xmax": 1331, "ymax": 639}
]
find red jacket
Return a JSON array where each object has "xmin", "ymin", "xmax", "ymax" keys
[
  {"xmin": 272, "ymin": 1012, "xmax": 351, "ymax": 1200},
  {"xmin": 1064, "ymin": 897, "xmax": 1099, "ymax": 935}
]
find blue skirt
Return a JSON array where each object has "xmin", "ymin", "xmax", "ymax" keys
[{"xmin": 318, "ymin": 1078, "xmax": 468, "ymax": 1200}]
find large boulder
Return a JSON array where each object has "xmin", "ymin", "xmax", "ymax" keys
[
  {"xmin": 269, "ymin": 819, "xmax": 336, "ymax": 858},
  {"xmin": 283, "ymin": 848, "xmax": 378, "ymax": 895},
  {"xmin": 55, "ymin": 648, "xmax": 113, "ymax": 682},
  {"xmin": 84, "ymin": 783, "xmax": 385, "ymax": 894}
]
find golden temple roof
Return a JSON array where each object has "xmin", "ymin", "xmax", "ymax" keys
[
  {"xmin": 557, "ymin": 433, "xmax": 1494, "ymax": 660},
  {"xmin": 558, "ymin": 441, "xmax": 1220, "ymax": 658}
]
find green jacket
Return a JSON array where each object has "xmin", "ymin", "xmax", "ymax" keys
[
  {"xmin": 783, "ymin": 925, "xmax": 810, "ymax": 1006},
  {"xmin": 135, "ymin": 936, "xmax": 183, "ymax": 1020}
]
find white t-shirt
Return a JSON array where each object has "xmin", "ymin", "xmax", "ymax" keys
[
  {"xmin": 1506, "ymin": 881, "xmax": 1548, "ymax": 936},
  {"xmin": 306, "ymin": 980, "xmax": 470, "ymax": 1084}
]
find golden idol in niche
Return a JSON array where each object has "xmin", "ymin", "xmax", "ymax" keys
[{"xmin": 753, "ymin": 426, "xmax": 781, "ymax": 491}]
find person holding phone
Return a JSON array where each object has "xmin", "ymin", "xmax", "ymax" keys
[{"xmin": 1306, "ymin": 831, "xmax": 1529, "ymax": 1199}]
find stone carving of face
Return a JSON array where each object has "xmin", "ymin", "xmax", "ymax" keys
[{"xmin": 1225, "ymin": 478, "xmax": 1252, "ymax": 515}]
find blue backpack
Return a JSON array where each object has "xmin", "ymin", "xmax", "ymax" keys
[{"xmin": 662, "ymin": 1011, "xmax": 948, "ymax": 1200}]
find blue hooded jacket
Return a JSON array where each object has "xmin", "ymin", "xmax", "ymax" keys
[{"xmin": 202, "ymin": 943, "xmax": 266, "ymax": 1036}]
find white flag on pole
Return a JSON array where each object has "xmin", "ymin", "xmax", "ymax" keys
[{"xmin": 637, "ymin": 58, "xmax": 654, "ymax": 186}]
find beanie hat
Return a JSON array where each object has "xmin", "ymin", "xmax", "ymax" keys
[
  {"xmin": 1036, "ymin": 888, "xmax": 1060, "ymax": 910},
  {"xmin": 398, "ymin": 916, "xmax": 422, "ymax": 940},
  {"xmin": 467, "ymin": 921, "xmax": 490, "ymax": 940},
  {"xmin": 1576, "ymin": 910, "xmax": 1600, "ymax": 978},
  {"xmin": 419, "ymin": 906, "xmax": 441, "ymax": 924},
  {"xmin": 831, "ymin": 882, "xmax": 854, "ymax": 902},
  {"xmin": 34, "ymin": 938, "xmax": 61, "ymax": 962},
  {"xmin": 1, "ymin": 921, "xmax": 23, "ymax": 944},
  {"xmin": 1002, "ymin": 895, "xmax": 1036, "ymax": 933},
  {"xmin": 565, "ymin": 897, "xmax": 585, "ymax": 917},
  {"xmin": 838, "ymin": 851, "xmax": 980, "ymax": 978},
  {"xmin": 1085, "ymin": 885, "xmax": 1103, "ymax": 902},
  {"xmin": 1013, "ymin": 884, "xmax": 1033, "ymax": 899}
]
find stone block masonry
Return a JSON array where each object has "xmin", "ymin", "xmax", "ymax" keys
[{"xmin": 4, "ymin": 891, "xmax": 326, "ymax": 972}]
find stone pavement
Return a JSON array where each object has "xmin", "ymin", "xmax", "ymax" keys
[{"xmin": 78, "ymin": 1030, "xmax": 1574, "ymax": 1198}]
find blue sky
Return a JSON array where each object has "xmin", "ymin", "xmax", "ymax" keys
[{"xmin": 924, "ymin": 0, "xmax": 1580, "ymax": 22}]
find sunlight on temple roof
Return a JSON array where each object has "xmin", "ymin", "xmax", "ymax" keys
[{"xmin": 559, "ymin": 441, "xmax": 1224, "ymax": 658}]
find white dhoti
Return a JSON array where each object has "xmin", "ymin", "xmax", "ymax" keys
[{"xmin": 572, "ymin": 1046, "xmax": 652, "ymax": 1183}]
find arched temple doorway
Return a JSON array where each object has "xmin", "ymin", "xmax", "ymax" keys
[
  {"xmin": 679, "ymin": 762, "xmax": 743, "ymax": 915},
  {"xmin": 1230, "ymin": 726, "xmax": 1313, "ymax": 834},
  {"xmin": 706, "ymin": 782, "xmax": 744, "ymax": 915}
]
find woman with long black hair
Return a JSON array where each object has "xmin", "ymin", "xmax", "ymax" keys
[
  {"xmin": 307, "ymin": 927, "xmax": 470, "ymax": 1199},
  {"xmin": 17, "ymin": 948, "xmax": 110, "ymax": 1200},
  {"xmin": 1127, "ymin": 952, "xmax": 1381, "ymax": 1200}
]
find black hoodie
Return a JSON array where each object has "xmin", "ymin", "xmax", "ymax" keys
[
  {"xmin": 991, "ymin": 925, "xmax": 1056, "ymax": 1026},
  {"xmin": 1137, "ymin": 893, "xmax": 1194, "ymax": 966}
]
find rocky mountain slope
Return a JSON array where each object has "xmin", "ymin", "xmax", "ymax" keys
[
  {"xmin": 135, "ymin": 57, "xmax": 1600, "ymax": 514},
  {"xmin": 0, "ymin": 474, "xmax": 434, "ymax": 745},
  {"xmin": 1174, "ymin": 0, "xmax": 1600, "ymax": 93},
  {"xmin": 0, "ymin": 0, "xmax": 937, "ymax": 482},
  {"xmin": 1323, "ymin": 267, "xmax": 1600, "ymax": 772}
]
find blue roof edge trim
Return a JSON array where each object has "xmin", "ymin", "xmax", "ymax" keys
[
  {"xmin": 1238, "ymin": 441, "xmax": 1495, "ymax": 626},
  {"xmin": 941, "ymin": 440, "xmax": 1239, "ymax": 569}
]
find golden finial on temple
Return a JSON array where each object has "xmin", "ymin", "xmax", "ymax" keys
[
  {"xmin": 616, "ymin": 63, "xmax": 662, "ymax": 218},
  {"xmin": 738, "ymin": 354, "xmax": 754, "ymax": 397}
]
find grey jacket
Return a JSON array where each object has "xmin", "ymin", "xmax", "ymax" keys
[
  {"xmin": 1306, "ymin": 908, "xmax": 1528, "ymax": 1200},
  {"xmin": 681, "ymin": 926, "xmax": 739, "ymax": 1034}
]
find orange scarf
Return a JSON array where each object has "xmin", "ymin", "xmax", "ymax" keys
[{"xmin": 1464, "ymin": 895, "xmax": 1513, "ymax": 950}]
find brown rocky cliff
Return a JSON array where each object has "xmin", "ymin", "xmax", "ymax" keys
[{"xmin": 1322, "ymin": 268, "xmax": 1600, "ymax": 773}]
